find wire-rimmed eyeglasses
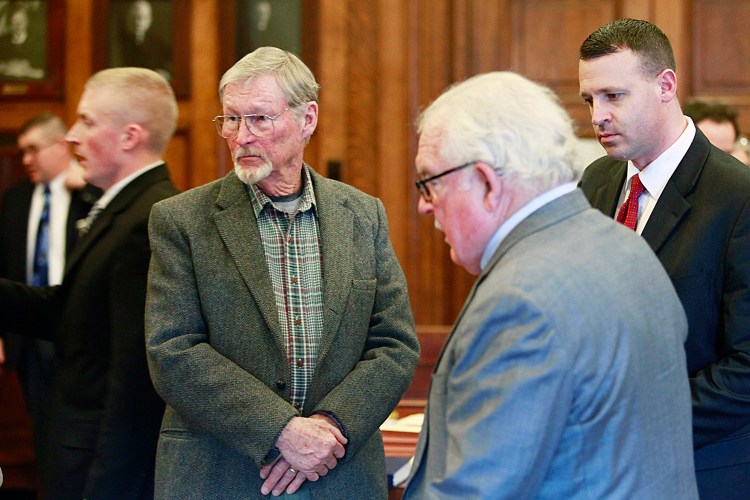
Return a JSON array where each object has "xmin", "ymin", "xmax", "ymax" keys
[
  {"xmin": 212, "ymin": 107, "xmax": 289, "ymax": 138},
  {"xmin": 415, "ymin": 161, "xmax": 478, "ymax": 202}
]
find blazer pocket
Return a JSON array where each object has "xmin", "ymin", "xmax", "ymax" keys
[
  {"xmin": 352, "ymin": 278, "xmax": 376, "ymax": 291},
  {"xmin": 671, "ymin": 271, "xmax": 707, "ymax": 291}
]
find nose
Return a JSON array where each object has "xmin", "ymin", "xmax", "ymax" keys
[
  {"xmin": 417, "ymin": 196, "xmax": 433, "ymax": 216},
  {"xmin": 235, "ymin": 120, "xmax": 259, "ymax": 145},
  {"xmin": 590, "ymin": 101, "xmax": 610, "ymax": 127},
  {"xmin": 65, "ymin": 125, "xmax": 79, "ymax": 145},
  {"xmin": 21, "ymin": 151, "xmax": 33, "ymax": 166}
]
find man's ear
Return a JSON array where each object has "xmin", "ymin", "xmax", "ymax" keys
[
  {"xmin": 121, "ymin": 123, "xmax": 145, "ymax": 151},
  {"xmin": 475, "ymin": 162, "xmax": 503, "ymax": 211},
  {"xmin": 301, "ymin": 101, "xmax": 318, "ymax": 140},
  {"xmin": 657, "ymin": 68, "xmax": 678, "ymax": 103}
]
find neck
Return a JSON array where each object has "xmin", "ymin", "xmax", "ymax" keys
[{"xmin": 257, "ymin": 163, "xmax": 304, "ymax": 198}]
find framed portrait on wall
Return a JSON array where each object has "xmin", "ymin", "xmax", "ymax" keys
[
  {"xmin": 219, "ymin": 0, "xmax": 316, "ymax": 76},
  {"xmin": 92, "ymin": 0, "xmax": 190, "ymax": 98},
  {"xmin": 0, "ymin": 0, "xmax": 65, "ymax": 99}
]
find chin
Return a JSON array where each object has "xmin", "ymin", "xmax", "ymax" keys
[{"xmin": 234, "ymin": 160, "xmax": 272, "ymax": 186}]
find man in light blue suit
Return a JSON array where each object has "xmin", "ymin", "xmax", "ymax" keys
[{"xmin": 403, "ymin": 71, "xmax": 698, "ymax": 499}]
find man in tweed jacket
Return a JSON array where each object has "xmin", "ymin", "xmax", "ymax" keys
[{"xmin": 145, "ymin": 47, "xmax": 419, "ymax": 499}]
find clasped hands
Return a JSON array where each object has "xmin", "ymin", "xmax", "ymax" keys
[{"xmin": 260, "ymin": 414, "xmax": 347, "ymax": 496}]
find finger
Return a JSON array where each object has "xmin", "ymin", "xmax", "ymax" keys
[
  {"xmin": 305, "ymin": 471, "xmax": 320, "ymax": 482},
  {"xmin": 259, "ymin": 456, "xmax": 280, "ymax": 480},
  {"xmin": 285, "ymin": 473, "xmax": 307, "ymax": 495},
  {"xmin": 260, "ymin": 460, "xmax": 290, "ymax": 495},
  {"xmin": 271, "ymin": 468, "xmax": 298, "ymax": 496},
  {"xmin": 316, "ymin": 464, "xmax": 329, "ymax": 477},
  {"xmin": 332, "ymin": 441, "xmax": 346, "ymax": 459},
  {"xmin": 327, "ymin": 425, "xmax": 347, "ymax": 445},
  {"xmin": 325, "ymin": 455, "xmax": 338, "ymax": 470}
]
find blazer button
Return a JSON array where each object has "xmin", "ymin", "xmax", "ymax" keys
[{"xmin": 276, "ymin": 380, "xmax": 287, "ymax": 390}]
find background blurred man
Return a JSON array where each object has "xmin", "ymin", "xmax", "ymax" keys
[{"xmin": 0, "ymin": 112, "xmax": 98, "ymax": 475}]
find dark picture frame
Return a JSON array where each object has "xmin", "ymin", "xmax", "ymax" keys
[
  {"xmin": 0, "ymin": 0, "xmax": 65, "ymax": 99},
  {"xmin": 219, "ymin": 0, "xmax": 317, "ymax": 76},
  {"xmin": 92, "ymin": 0, "xmax": 190, "ymax": 98}
]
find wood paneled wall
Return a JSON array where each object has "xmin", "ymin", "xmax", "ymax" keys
[{"xmin": 2, "ymin": 0, "xmax": 750, "ymax": 325}]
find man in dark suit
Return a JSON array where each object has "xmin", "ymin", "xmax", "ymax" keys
[
  {"xmin": 0, "ymin": 112, "xmax": 98, "ymax": 474},
  {"xmin": 0, "ymin": 67, "xmax": 179, "ymax": 500},
  {"xmin": 578, "ymin": 19, "xmax": 750, "ymax": 500}
]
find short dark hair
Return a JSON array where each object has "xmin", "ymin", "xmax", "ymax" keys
[
  {"xmin": 683, "ymin": 100, "xmax": 741, "ymax": 138},
  {"xmin": 579, "ymin": 19, "xmax": 676, "ymax": 78},
  {"xmin": 19, "ymin": 112, "xmax": 67, "ymax": 137}
]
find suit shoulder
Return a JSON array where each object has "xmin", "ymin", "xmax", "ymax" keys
[
  {"xmin": 580, "ymin": 155, "xmax": 620, "ymax": 182},
  {"xmin": 153, "ymin": 178, "xmax": 222, "ymax": 210}
]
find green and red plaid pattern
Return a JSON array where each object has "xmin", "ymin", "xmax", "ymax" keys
[{"xmin": 249, "ymin": 166, "xmax": 324, "ymax": 411}]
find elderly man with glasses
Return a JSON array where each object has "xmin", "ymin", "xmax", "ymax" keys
[
  {"xmin": 145, "ymin": 46, "xmax": 419, "ymax": 499},
  {"xmin": 402, "ymin": 71, "xmax": 697, "ymax": 499}
]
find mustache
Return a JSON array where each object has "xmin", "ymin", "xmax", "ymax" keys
[{"xmin": 234, "ymin": 148, "xmax": 269, "ymax": 162}]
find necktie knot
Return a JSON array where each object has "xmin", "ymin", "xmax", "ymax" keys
[
  {"xmin": 77, "ymin": 202, "xmax": 104, "ymax": 237},
  {"xmin": 616, "ymin": 174, "xmax": 645, "ymax": 231}
]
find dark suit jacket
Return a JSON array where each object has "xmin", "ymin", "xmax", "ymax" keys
[
  {"xmin": 580, "ymin": 130, "xmax": 750, "ymax": 496},
  {"xmin": 0, "ymin": 164, "xmax": 178, "ymax": 500},
  {"xmin": 0, "ymin": 179, "xmax": 98, "ymax": 366}
]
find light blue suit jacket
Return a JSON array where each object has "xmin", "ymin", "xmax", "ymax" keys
[{"xmin": 404, "ymin": 190, "xmax": 698, "ymax": 499}]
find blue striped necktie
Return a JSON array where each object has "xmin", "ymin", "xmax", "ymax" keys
[{"xmin": 32, "ymin": 185, "xmax": 50, "ymax": 286}]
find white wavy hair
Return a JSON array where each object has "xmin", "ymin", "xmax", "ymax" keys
[{"xmin": 417, "ymin": 71, "xmax": 584, "ymax": 191}]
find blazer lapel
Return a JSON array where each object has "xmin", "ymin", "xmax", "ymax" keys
[
  {"xmin": 589, "ymin": 161, "xmax": 627, "ymax": 217},
  {"xmin": 641, "ymin": 131, "xmax": 708, "ymax": 253},
  {"xmin": 213, "ymin": 173, "xmax": 282, "ymax": 343},
  {"xmin": 310, "ymin": 171, "xmax": 353, "ymax": 366}
]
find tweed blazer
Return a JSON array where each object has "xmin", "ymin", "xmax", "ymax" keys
[
  {"xmin": 145, "ymin": 168, "xmax": 419, "ymax": 499},
  {"xmin": 404, "ymin": 190, "xmax": 697, "ymax": 499},
  {"xmin": 580, "ymin": 129, "xmax": 750, "ymax": 491}
]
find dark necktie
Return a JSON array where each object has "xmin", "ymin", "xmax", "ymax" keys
[
  {"xmin": 32, "ymin": 185, "xmax": 50, "ymax": 286},
  {"xmin": 616, "ymin": 174, "xmax": 645, "ymax": 231}
]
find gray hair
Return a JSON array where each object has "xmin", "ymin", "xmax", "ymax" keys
[
  {"xmin": 417, "ymin": 71, "xmax": 584, "ymax": 191},
  {"xmin": 219, "ymin": 47, "xmax": 319, "ymax": 107},
  {"xmin": 85, "ymin": 67, "xmax": 178, "ymax": 154}
]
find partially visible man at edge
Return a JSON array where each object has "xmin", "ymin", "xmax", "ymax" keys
[
  {"xmin": 0, "ymin": 67, "xmax": 179, "ymax": 499},
  {"xmin": 579, "ymin": 18, "xmax": 750, "ymax": 499}
]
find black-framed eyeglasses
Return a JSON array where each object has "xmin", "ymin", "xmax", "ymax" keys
[
  {"xmin": 415, "ymin": 162, "xmax": 478, "ymax": 202},
  {"xmin": 212, "ymin": 107, "xmax": 289, "ymax": 138}
]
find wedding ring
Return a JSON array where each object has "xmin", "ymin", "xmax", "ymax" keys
[{"xmin": 288, "ymin": 467, "xmax": 297, "ymax": 474}]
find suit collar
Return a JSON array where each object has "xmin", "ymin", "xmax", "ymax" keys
[
  {"xmin": 641, "ymin": 130, "xmax": 709, "ymax": 253},
  {"xmin": 433, "ymin": 190, "xmax": 591, "ymax": 371},
  {"xmin": 213, "ymin": 172, "xmax": 282, "ymax": 341},
  {"xmin": 590, "ymin": 163, "xmax": 627, "ymax": 218},
  {"xmin": 65, "ymin": 164, "xmax": 170, "ymax": 275}
]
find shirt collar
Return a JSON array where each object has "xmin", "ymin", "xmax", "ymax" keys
[
  {"xmin": 626, "ymin": 117, "xmax": 695, "ymax": 199},
  {"xmin": 97, "ymin": 161, "xmax": 164, "ymax": 210},
  {"xmin": 480, "ymin": 182, "xmax": 577, "ymax": 270}
]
